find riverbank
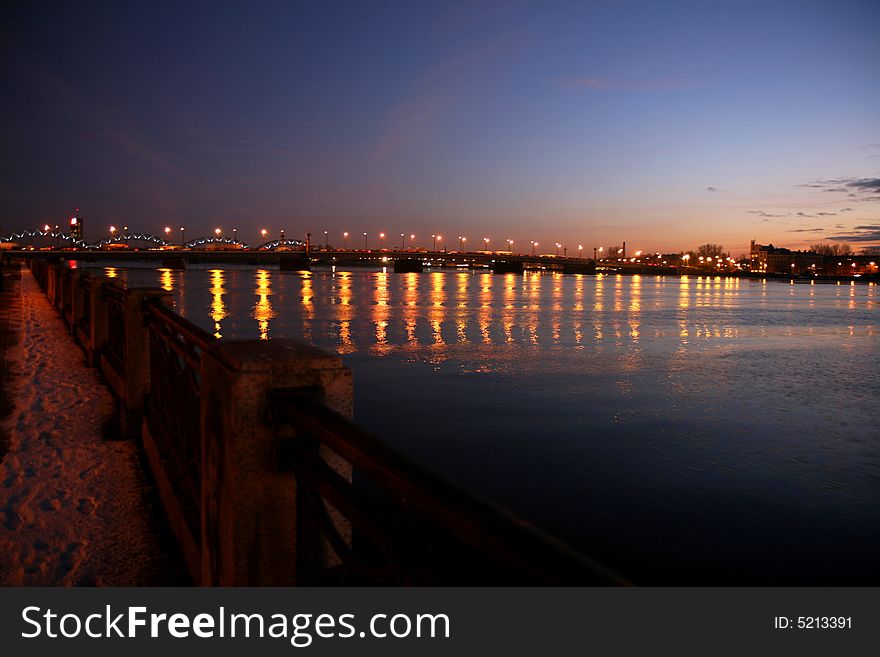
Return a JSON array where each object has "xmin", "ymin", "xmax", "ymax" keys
[{"xmin": 0, "ymin": 265, "xmax": 187, "ymax": 585}]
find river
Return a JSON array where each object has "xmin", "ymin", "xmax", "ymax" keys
[{"xmin": 91, "ymin": 263, "xmax": 880, "ymax": 584}]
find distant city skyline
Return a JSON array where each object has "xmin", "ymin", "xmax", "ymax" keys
[{"xmin": 1, "ymin": 1, "xmax": 878, "ymax": 254}]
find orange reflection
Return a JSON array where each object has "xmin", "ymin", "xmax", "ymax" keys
[
  {"xmin": 403, "ymin": 272, "xmax": 419, "ymax": 346},
  {"xmin": 372, "ymin": 271, "xmax": 390, "ymax": 353},
  {"xmin": 429, "ymin": 272, "xmax": 446, "ymax": 346},
  {"xmin": 478, "ymin": 273, "xmax": 492, "ymax": 344},
  {"xmin": 158, "ymin": 267, "xmax": 174, "ymax": 292},
  {"xmin": 613, "ymin": 274, "xmax": 624, "ymax": 312},
  {"xmin": 335, "ymin": 271, "xmax": 355, "ymax": 353},
  {"xmin": 253, "ymin": 269, "xmax": 274, "ymax": 340},
  {"xmin": 629, "ymin": 275, "xmax": 641, "ymax": 342},
  {"xmin": 300, "ymin": 273, "xmax": 314, "ymax": 341},
  {"xmin": 209, "ymin": 269, "xmax": 226, "ymax": 339},
  {"xmin": 456, "ymin": 272, "xmax": 470, "ymax": 343}
]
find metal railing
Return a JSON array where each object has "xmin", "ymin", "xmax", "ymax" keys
[{"xmin": 144, "ymin": 300, "xmax": 209, "ymax": 537}]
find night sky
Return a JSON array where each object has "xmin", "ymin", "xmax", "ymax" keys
[{"xmin": 2, "ymin": 0, "xmax": 878, "ymax": 254}]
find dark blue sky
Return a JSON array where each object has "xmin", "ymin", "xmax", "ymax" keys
[{"xmin": 2, "ymin": 0, "xmax": 878, "ymax": 252}]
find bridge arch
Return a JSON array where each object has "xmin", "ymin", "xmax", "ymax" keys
[
  {"xmin": 183, "ymin": 236, "xmax": 250, "ymax": 250},
  {"xmin": 0, "ymin": 230, "xmax": 90, "ymax": 249},
  {"xmin": 256, "ymin": 239, "xmax": 306, "ymax": 250},
  {"xmin": 91, "ymin": 232, "xmax": 173, "ymax": 248}
]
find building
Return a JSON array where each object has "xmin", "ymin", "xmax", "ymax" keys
[
  {"xmin": 749, "ymin": 240, "xmax": 823, "ymax": 275},
  {"xmin": 69, "ymin": 211, "xmax": 83, "ymax": 241}
]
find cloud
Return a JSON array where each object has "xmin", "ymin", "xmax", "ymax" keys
[
  {"xmin": 847, "ymin": 178, "xmax": 880, "ymax": 193},
  {"xmin": 840, "ymin": 207, "xmax": 853, "ymax": 212},
  {"xmin": 747, "ymin": 210, "xmax": 788, "ymax": 218},
  {"xmin": 796, "ymin": 211, "xmax": 816, "ymax": 218},
  {"xmin": 802, "ymin": 176, "xmax": 880, "ymax": 200},
  {"xmin": 706, "ymin": 186, "xmax": 719, "ymax": 192},
  {"xmin": 826, "ymin": 225, "xmax": 880, "ymax": 242},
  {"xmin": 788, "ymin": 228, "xmax": 824, "ymax": 233},
  {"xmin": 862, "ymin": 144, "xmax": 880, "ymax": 160},
  {"xmin": 816, "ymin": 211, "xmax": 836, "ymax": 216}
]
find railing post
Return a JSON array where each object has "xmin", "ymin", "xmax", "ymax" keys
[
  {"xmin": 71, "ymin": 272, "xmax": 88, "ymax": 341},
  {"xmin": 120, "ymin": 287, "xmax": 173, "ymax": 439},
  {"xmin": 46, "ymin": 263, "xmax": 59, "ymax": 304},
  {"xmin": 64, "ymin": 268, "xmax": 80, "ymax": 332},
  {"xmin": 198, "ymin": 340, "xmax": 352, "ymax": 586},
  {"xmin": 86, "ymin": 276, "xmax": 109, "ymax": 367}
]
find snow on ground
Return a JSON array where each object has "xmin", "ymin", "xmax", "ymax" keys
[{"xmin": 0, "ymin": 267, "xmax": 186, "ymax": 585}]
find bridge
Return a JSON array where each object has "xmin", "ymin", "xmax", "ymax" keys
[{"xmin": 1, "ymin": 230, "xmax": 690, "ymax": 274}]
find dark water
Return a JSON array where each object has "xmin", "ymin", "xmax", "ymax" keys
[{"xmin": 94, "ymin": 263, "xmax": 880, "ymax": 584}]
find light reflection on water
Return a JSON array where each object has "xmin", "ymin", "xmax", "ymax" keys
[{"xmin": 108, "ymin": 265, "xmax": 879, "ymax": 584}]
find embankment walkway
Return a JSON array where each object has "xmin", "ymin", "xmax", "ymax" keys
[{"xmin": 0, "ymin": 264, "xmax": 186, "ymax": 585}]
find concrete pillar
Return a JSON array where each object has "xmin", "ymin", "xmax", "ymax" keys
[
  {"xmin": 85, "ymin": 276, "xmax": 109, "ymax": 367},
  {"xmin": 119, "ymin": 287, "xmax": 172, "ymax": 439},
  {"xmin": 66, "ymin": 269, "xmax": 82, "ymax": 335},
  {"xmin": 46, "ymin": 263, "xmax": 59, "ymax": 304},
  {"xmin": 199, "ymin": 340, "xmax": 352, "ymax": 586}
]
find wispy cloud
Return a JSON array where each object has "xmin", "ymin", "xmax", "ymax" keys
[
  {"xmin": 747, "ymin": 210, "xmax": 788, "ymax": 218},
  {"xmin": 801, "ymin": 176, "xmax": 880, "ymax": 201},
  {"xmin": 789, "ymin": 228, "xmax": 824, "ymax": 233},
  {"xmin": 861, "ymin": 144, "xmax": 880, "ymax": 160},
  {"xmin": 826, "ymin": 224, "xmax": 880, "ymax": 242}
]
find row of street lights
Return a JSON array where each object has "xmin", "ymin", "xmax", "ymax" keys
[{"xmin": 93, "ymin": 225, "xmax": 610, "ymax": 257}]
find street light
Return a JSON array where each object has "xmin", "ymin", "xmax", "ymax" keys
[
  {"xmin": 458, "ymin": 235, "xmax": 466, "ymax": 251},
  {"xmin": 164, "ymin": 226, "xmax": 171, "ymax": 244},
  {"xmin": 324, "ymin": 230, "xmax": 328, "ymax": 250},
  {"xmin": 507, "ymin": 238, "xmax": 513, "ymax": 252},
  {"xmin": 401, "ymin": 233, "xmax": 405, "ymax": 250},
  {"xmin": 44, "ymin": 224, "xmax": 51, "ymax": 233},
  {"xmin": 215, "ymin": 228, "xmax": 221, "ymax": 238},
  {"xmin": 343, "ymin": 231, "xmax": 349, "ymax": 249},
  {"xmin": 555, "ymin": 242, "xmax": 561, "ymax": 257},
  {"xmin": 261, "ymin": 228, "xmax": 268, "ymax": 240},
  {"xmin": 483, "ymin": 237, "xmax": 490, "ymax": 251},
  {"xmin": 379, "ymin": 232, "xmax": 385, "ymax": 250},
  {"xmin": 363, "ymin": 232, "xmax": 368, "ymax": 250},
  {"xmin": 109, "ymin": 225, "xmax": 116, "ymax": 239},
  {"xmin": 180, "ymin": 227, "xmax": 185, "ymax": 246},
  {"xmin": 578, "ymin": 244, "xmax": 583, "ymax": 259},
  {"xmin": 531, "ymin": 240, "xmax": 537, "ymax": 256}
]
